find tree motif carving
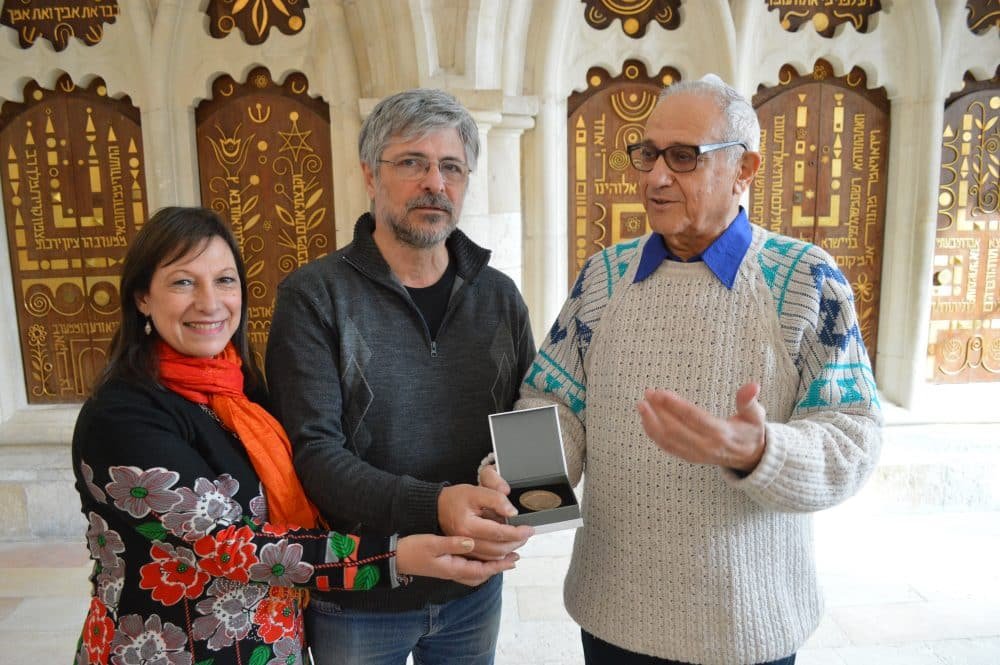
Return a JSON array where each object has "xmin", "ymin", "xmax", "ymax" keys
[{"xmin": 196, "ymin": 66, "xmax": 336, "ymax": 366}]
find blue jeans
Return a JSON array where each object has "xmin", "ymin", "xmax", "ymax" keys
[
  {"xmin": 306, "ymin": 574, "xmax": 502, "ymax": 665},
  {"xmin": 582, "ymin": 629, "xmax": 795, "ymax": 665}
]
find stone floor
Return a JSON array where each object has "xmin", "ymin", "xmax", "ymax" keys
[{"xmin": 1, "ymin": 502, "xmax": 998, "ymax": 665}]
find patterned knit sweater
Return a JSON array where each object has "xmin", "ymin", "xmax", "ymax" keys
[{"xmin": 518, "ymin": 226, "xmax": 882, "ymax": 665}]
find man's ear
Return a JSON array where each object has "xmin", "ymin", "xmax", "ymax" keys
[
  {"xmin": 733, "ymin": 150, "xmax": 762, "ymax": 195},
  {"xmin": 361, "ymin": 161, "xmax": 377, "ymax": 200}
]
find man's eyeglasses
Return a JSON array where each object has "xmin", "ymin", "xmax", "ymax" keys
[
  {"xmin": 377, "ymin": 156, "xmax": 471, "ymax": 185},
  {"xmin": 626, "ymin": 141, "xmax": 747, "ymax": 173}
]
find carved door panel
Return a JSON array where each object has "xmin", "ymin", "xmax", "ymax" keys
[
  {"xmin": 196, "ymin": 67, "xmax": 336, "ymax": 367},
  {"xmin": 752, "ymin": 61, "xmax": 889, "ymax": 369},
  {"xmin": 927, "ymin": 70, "xmax": 1000, "ymax": 383},
  {"xmin": 567, "ymin": 60, "xmax": 680, "ymax": 285},
  {"xmin": 0, "ymin": 75, "xmax": 147, "ymax": 403}
]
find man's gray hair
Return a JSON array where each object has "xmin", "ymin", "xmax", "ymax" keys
[
  {"xmin": 359, "ymin": 88, "xmax": 480, "ymax": 173},
  {"xmin": 659, "ymin": 74, "xmax": 760, "ymax": 154}
]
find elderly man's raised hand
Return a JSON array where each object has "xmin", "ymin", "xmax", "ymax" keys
[
  {"xmin": 637, "ymin": 382, "xmax": 766, "ymax": 473},
  {"xmin": 437, "ymin": 484, "xmax": 534, "ymax": 560}
]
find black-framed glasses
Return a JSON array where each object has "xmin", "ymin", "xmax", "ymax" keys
[
  {"xmin": 626, "ymin": 141, "xmax": 747, "ymax": 173},
  {"xmin": 377, "ymin": 156, "xmax": 471, "ymax": 185}
]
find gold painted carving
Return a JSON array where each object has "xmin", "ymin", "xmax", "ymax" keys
[
  {"xmin": 751, "ymin": 59, "xmax": 889, "ymax": 369},
  {"xmin": 966, "ymin": 0, "xmax": 1000, "ymax": 35},
  {"xmin": 207, "ymin": 0, "xmax": 309, "ymax": 45},
  {"xmin": 0, "ymin": 74, "xmax": 147, "ymax": 403},
  {"xmin": 765, "ymin": 0, "xmax": 881, "ymax": 38},
  {"xmin": 0, "ymin": 0, "xmax": 119, "ymax": 50},
  {"xmin": 581, "ymin": 0, "xmax": 680, "ymax": 37},
  {"xmin": 566, "ymin": 60, "xmax": 680, "ymax": 284},
  {"xmin": 196, "ymin": 67, "xmax": 335, "ymax": 366},
  {"xmin": 928, "ymin": 68, "xmax": 1000, "ymax": 383}
]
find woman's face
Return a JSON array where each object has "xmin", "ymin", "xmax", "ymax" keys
[{"xmin": 136, "ymin": 236, "xmax": 241, "ymax": 358}]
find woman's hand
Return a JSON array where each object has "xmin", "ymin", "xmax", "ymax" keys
[{"xmin": 396, "ymin": 534, "xmax": 519, "ymax": 586}]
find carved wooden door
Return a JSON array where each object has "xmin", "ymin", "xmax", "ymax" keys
[
  {"xmin": 752, "ymin": 61, "xmax": 889, "ymax": 369},
  {"xmin": 567, "ymin": 60, "xmax": 680, "ymax": 285},
  {"xmin": 0, "ymin": 75, "xmax": 147, "ymax": 403},
  {"xmin": 927, "ymin": 70, "xmax": 1000, "ymax": 383},
  {"xmin": 196, "ymin": 67, "xmax": 336, "ymax": 367}
]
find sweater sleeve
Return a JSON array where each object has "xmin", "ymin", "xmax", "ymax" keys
[
  {"xmin": 266, "ymin": 277, "xmax": 444, "ymax": 537},
  {"xmin": 724, "ymin": 243, "xmax": 883, "ymax": 512},
  {"xmin": 73, "ymin": 388, "xmax": 396, "ymax": 595},
  {"xmin": 517, "ymin": 242, "xmax": 641, "ymax": 485}
]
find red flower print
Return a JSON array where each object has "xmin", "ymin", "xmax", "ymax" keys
[
  {"xmin": 81, "ymin": 597, "xmax": 114, "ymax": 664},
  {"xmin": 253, "ymin": 588, "xmax": 301, "ymax": 644},
  {"xmin": 194, "ymin": 524, "xmax": 258, "ymax": 583},
  {"xmin": 262, "ymin": 522, "xmax": 289, "ymax": 537},
  {"xmin": 139, "ymin": 542, "xmax": 209, "ymax": 606}
]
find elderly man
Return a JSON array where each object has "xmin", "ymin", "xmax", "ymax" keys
[
  {"xmin": 267, "ymin": 89, "xmax": 535, "ymax": 665},
  {"xmin": 493, "ymin": 75, "xmax": 882, "ymax": 664}
]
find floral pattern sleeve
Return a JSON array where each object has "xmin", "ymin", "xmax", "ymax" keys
[{"xmin": 71, "ymin": 381, "xmax": 397, "ymax": 665}]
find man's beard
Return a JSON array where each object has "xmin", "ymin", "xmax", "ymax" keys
[{"xmin": 384, "ymin": 193, "xmax": 457, "ymax": 249}]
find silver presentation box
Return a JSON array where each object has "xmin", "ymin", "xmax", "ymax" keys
[{"xmin": 488, "ymin": 404, "xmax": 582, "ymax": 534}]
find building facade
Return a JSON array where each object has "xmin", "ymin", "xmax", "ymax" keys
[{"xmin": 0, "ymin": 0, "xmax": 997, "ymax": 538}]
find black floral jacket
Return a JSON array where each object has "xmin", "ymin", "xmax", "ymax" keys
[{"xmin": 71, "ymin": 379, "xmax": 397, "ymax": 665}]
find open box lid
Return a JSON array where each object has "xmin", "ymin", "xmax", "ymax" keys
[{"xmin": 487, "ymin": 404, "xmax": 570, "ymax": 486}]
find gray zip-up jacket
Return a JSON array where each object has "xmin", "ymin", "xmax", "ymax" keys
[{"xmin": 266, "ymin": 213, "xmax": 535, "ymax": 611}]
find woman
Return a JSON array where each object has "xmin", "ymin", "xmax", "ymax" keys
[{"xmin": 72, "ymin": 207, "xmax": 516, "ymax": 665}]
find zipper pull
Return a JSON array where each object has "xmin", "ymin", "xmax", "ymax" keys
[{"xmin": 430, "ymin": 341, "xmax": 438, "ymax": 357}]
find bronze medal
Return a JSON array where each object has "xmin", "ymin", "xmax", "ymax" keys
[{"xmin": 519, "ymin": 489, "xmax": 562, "ymax": 512}]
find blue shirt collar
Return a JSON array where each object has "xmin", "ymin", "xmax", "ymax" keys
[{"xmin": 633, "ymin": 208, "xmax": 751, "ymax": 289}]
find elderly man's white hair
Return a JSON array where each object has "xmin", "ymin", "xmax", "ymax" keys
[{"xmin": 657, "ymin": 74, "xmax": 760, "ymax": 154}]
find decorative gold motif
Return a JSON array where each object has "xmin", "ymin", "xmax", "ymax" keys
[
  {"xmin": 206, "ymin": 0, "xmax": 309, "ymax": 45},
  {"xmin": 566, "ymin": 60, "xmax": 681, "ymax": 284},
  {"xmin": 581, "ymin": 0, "xmax": 680, "ymax": 37},
  {"xmin": 0, "ymin": 74, "xmax": 147, "ymax": 403},
  {"xmin": 928, "ymin": 67, "xmax": 1000, "ymax": 383},
  {"xmin": 751, "ymin": 59, "xmax": 889, "ymax": 370},
  {"xmin": 26, "ymin": 324, "xmax": 54, "ymax": 397},
  {"xmin": 966, "ymin": 0, "xmax": 1000, "ymax": 35},
  {"xmin": 0, "ymin": 0, "xmax": 119, "ymax": 51},
  {"xmin": 196, "ymin": 67, "xmax": 335, "ymax": 364},
  {"xmin": 765, "ymin": 0, "xmax": 881, "ymax": 38}
]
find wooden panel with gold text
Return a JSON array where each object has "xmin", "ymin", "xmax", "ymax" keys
[
  {"xmin": 927, "ymin": 69, "xmax": 1000, "ymax": 383},
  {"xmin": 567, "ymin": 60, "xmax": 680, "ymax": 285},
  {"xmin": 751, "ymin": 60, "xmax": 889, "ymax": 369},
  {"xmin": 196, "ymin": 67, "xmax": 336, "ymax": 367},
  {"xmin": 0, "ymin": 75, "xmax": 147, "ymax": 403}
]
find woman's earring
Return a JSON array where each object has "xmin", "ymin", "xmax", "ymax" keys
[{"xmin": 144, "ymin": 316, "xmax": 152, "ymax": 336}]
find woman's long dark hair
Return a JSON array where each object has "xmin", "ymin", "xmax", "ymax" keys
[{"xmin": 95, "ymin": 206, "xmax": 263, "ymax": 392}]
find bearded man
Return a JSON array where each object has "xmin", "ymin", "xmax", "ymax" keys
[{"xmin": 267, "ymin": 88, "xmax": 535, "ymax": 665}]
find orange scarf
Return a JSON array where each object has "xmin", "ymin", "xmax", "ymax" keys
[{"xmin": 156, "ymin": 341, "xmax": 320, "ymax": 529}]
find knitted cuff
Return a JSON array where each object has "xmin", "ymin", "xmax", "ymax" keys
[{"xmin": 477, "ymin": 452, "xmax": 496, "ymax": 483}]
